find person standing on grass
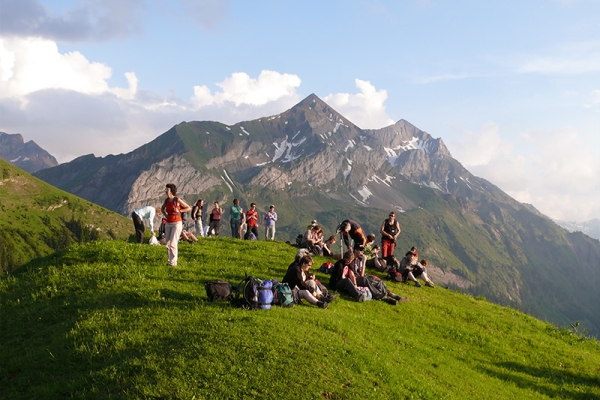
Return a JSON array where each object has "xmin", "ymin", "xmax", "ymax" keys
[
  {"xmin": 161, "ymin": 183, "xmax": 191, "ymax": 267},
  {"xmin": 245, "ymin": 203, "xmax": 259, "ymax": 240},
  {"xmin": 264, "ymin": 205, "xmax": 277, "ymax": 240},
  {"xmin": 229, "ymin": 198, "xmax": 243, "ymax": 239},
  {"xmin": 191, "ymin": 199, "xmax": 204, "ymax": 237},
  {"xmin": 208, "ymin": 201, "xmax": 223, "ymax": 236},
  {"xmin": 131, "ymin": 206, "xmax": 161, "ymax": 244},
  {"xmin": 380, "ymin": 212, "xmax": 401, "ymax": 258}
]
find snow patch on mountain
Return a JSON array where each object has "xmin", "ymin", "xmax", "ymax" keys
[
  {"xmin": 344, "ymin": 140, "xmax": 355, "ymax": 152},
  {"xmin": 384, "ymin": 136, "xmax": 435, "ymax": 165},
  {"xmin": 358, "ymin": 186, "xmax": 372, "ymax": 202},
  {"xmin": 272, "ymin": 136, "xmax": 306, "ymax": 163}
]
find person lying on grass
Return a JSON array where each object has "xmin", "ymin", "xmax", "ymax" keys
[{"xmin": 282, "ymin": 254, "xmax": 332, "ymax": 309}]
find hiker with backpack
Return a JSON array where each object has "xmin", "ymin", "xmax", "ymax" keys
[
  {"xmin": 380, "ymin": 212, "xmax": 401, "ymax": 258},
  {"xmin": 338, "ymin": 219, "xmax": 367, "ymax": 251},
  {"xmin": 191, "ymin": 199, "xmax": 204, "ymax": 237},
  {"xmin": 161, "ymin": 183, "xmax": 191, "ymax": 267},
  {"xmin": 282, "ymin": 254, "xmax": 330, "ymax": 309}
]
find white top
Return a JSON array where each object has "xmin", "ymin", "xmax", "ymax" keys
[{"xmin": 134, "ymin": 206, "xmax": 156, "ymax": 231}]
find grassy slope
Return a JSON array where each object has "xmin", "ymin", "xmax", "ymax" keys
[
  {"xmin": 0, "ymin": 159, "xmax": 131, "ymax": 274},
  {"xmin": 1, "ymin": 239, "xmax": 599, "ymax": 399}
]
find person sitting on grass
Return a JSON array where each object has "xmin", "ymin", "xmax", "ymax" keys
[
  {"xmin": 413, "ymin": 259, "xmax": 435, "ymax": 288},
  {"xmin": 364, "ymin": 234, "xmax": 377, "ymax": 258},
  {"xmin": 180, "ymin": 229, "xmax": 198, "ymax": 243},
  {"xmin": 322, "ymin": 235, "xmax": 339, "ymax": 258},
  {"xmin": 399, "ymin": 250, "xmax": 422, "ymax": 287},
  {"xmin": 328, "ymin": 251, "xmax": 367, "ymax": 302},
  {"xmin": 282, "ymin": 254, "xmax": 330, "ymax": 308},
  {"xmin": 365, "ymin": 244, "xmax": 388, "ymax": 272}
]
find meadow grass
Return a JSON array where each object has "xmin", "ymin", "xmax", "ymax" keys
[{"xmin": 1, "ymin": 238, "xmax": 599, "ymax": 399}]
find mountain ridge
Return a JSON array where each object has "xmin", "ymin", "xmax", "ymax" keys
[
  {"xmin": 32, "ymin": 94, "xmax": 600, "ymax": 336},
  {"xmin": 0, "ymin": 132, "xmax": 58, "ymax": 173}
]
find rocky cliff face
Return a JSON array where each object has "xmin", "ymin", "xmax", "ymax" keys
[{"xmin": 0, "ymin": 132, "xmax": 58, "ymax": 173}]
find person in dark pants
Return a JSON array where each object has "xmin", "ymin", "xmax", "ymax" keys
[
  {"xmin": 328, "ymin": 251, "xmax": 367, "ymax": 302},
  {"xmin": 338, "ymin": 219, "xmax": 367, "ymax": 251},
  {"xmin": 132, "ymin": 206, "xmax": 161, "ymax": 244}
]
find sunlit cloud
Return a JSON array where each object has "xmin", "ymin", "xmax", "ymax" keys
[
  {"xmin": 324, "ymin": 79, "xmax": 395, "ymax": 129},
  {"xmin": 449, "ymin": 122, "xmax": 600, "ymax": 222},
  {"xmin": 191, "ymin": 71, "xmax": 302, "ymax": 107}
]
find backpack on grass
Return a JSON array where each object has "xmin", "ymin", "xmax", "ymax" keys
[
  {"xmin": 364, "ymin": 274, "xmax": 388, "ymax": 300},
  {"xmin": 205, "ymin": 280, "xmax": 235, "ymax": 302},
  {"xmin": 233, "ymin": 276, "xmax": 274, "ymax": 310},
  {"xmin": 273, "ymin": 282, "xmax": 294, "ymax": 308}
]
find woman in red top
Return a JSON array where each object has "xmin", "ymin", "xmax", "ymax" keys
[
  {"xmin": 160, "ymin": 183, "xmax": 191, "ymax": 266},
  {"xmin": 244, "ymin": 202, "xmax": 259, "ymax": 240}
]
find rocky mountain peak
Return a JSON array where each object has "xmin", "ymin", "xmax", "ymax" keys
[{"xmin": 0, "ymin": 132, "xmax": 58, "ymax": 173}]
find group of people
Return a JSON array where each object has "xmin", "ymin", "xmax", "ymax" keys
[
  {"xmin": 187, "ymin": 198, "xmax": 278, "ymax": 241},
  {"xmin": 130, "ymin": 185, "xmax": 280, "ymax": 266},
  {"xmin": 131, "ymin": 185, "xmax": 435, "ymax": 301}
]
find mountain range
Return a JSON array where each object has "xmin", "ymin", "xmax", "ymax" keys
[
  {"xmin": 554, "ymin": 218, "xmax": 600, "ymax": 241},
  {"xmin": 0, "ymin": 132, "xmax": 58, "ymax": 173},
  {"xmin": 27, "ymin": 93, "xmax": 600, "ymax": 336}
]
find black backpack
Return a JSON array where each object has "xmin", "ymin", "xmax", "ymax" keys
[
  {"xmin": 233, "ymin": 276, "xmax": 261, "ymax": 310},
  {"xmin": 205, "ymin": 280, "xmax": 235, "ymax": 302},
  {"xmin": 364, "ymin": 275, "xmax": 388, "ymax": 300}
]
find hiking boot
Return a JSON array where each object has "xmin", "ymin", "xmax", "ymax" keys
[
  {"xmin": 415, "ymin": 281, "xmax": 422, "ymax": 288},
  {"xmin": 389, "ymin": 293, "xmax": 402, "ymax": 301},
  {"xmin": 357, "ymin": 293, "xmax": 365, "ymax": 303},
  {"xmin": 317, "ymin": 301, "xmax": 328, "ymax": 309},
  {"xmin": 425, "ymin": 281, "xmax": 435, "ymax": 288},
  {"xmin": 323, "ymin": 293, "xmax": 337, "ymax": 303},
  {"xmin": 384, "ymin": 297, "xmax": 398, "ymax": 306}
]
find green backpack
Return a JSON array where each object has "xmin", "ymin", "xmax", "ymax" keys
[{"xmin": 273, "ymin": 282, "xmax": 294, "ymax": 308}]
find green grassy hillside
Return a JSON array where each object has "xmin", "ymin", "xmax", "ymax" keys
[
  {"xmin": 1, "ymin": 238, "xmax": 599, "ymax": 399},
  {"xmin": 0, "ymin": 159, "xmax": 131, "ymax": 274}
]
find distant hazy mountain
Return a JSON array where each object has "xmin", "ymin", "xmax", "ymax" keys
[
  {"xmin": 0, "ymin": 132, "xmax": 59, "ymax": 173},
  {"xmin": 34, "ymin": 93, "xmax": 600, "ymax": 336},
  {"xmin": 554, "ymin": 218, "xmax": 600, "ymax": 241}
]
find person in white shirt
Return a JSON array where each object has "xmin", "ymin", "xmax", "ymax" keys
[{"xmin": 132, "ymin": 206, "xmax": 161, "ymax": 244}]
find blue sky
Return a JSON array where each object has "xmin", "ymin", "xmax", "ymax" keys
[{"xmin": 1, "ymin": 0, "xmax": 599, "ymax": 222}]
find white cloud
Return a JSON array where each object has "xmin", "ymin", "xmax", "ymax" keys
[
  {"xmin": 449, "ymin": 122, "xmax": 600, "ymax": 222},
  {"xmin": 324, "ymin": 79, "xmax": 395, "ymax": 129},
  {"xmin": 587, "ymin": 89, "xmax": 600, "ymax": 109},
  {"xmin": 0, "ymin": 36, "xmax": 305, "ymax": 162},
  {"xmin": 191, "ymin": 70, "xmax": 302, "ymax": 107},
  {"xmin": 0, "ymin": 37, "xmax": 136, "ymax": 100},
  {"xmin": 451, "ymin": 121, "xmax": 513, "ymax": 167}
]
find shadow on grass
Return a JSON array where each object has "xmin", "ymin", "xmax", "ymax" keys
[{"xmin": 480, "ymin": 361, "xmax": 600, "ymax": 399}]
